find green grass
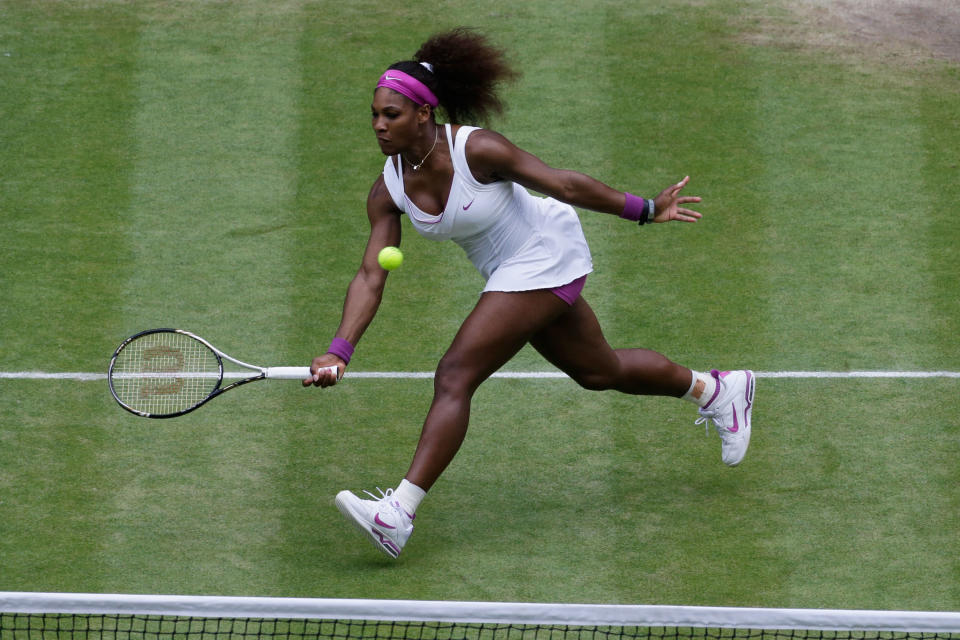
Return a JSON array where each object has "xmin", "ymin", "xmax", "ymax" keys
[{"xmin": 1, "ymin": 0, "xmax": 958, "ymax": 612}]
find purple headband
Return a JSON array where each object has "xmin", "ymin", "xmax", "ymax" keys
[{"xmin": 376, "ymin": 69, "xmax": 439, "ymax": 108}]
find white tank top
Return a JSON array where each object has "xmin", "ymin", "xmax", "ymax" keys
[{"xmin": 382, "ymin": 124, "xmax": 592, "ymax": 292}]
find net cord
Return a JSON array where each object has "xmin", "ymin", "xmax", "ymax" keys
[{"xmin": 1, "ymin": 594, "xmax": 958, "ymax": 633}]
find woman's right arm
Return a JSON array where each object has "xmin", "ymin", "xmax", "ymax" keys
[{"xmin": 304, "ymin": 176, "xmax": 402, "ymax": 387}]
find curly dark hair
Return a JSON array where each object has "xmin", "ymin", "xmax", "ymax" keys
[{"xmin": 386, "ymin": 27, "xmax": 519, "ymax": 125}]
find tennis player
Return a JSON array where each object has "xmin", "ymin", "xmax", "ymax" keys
[{"xmin": 304, "ymin": 28, "xmax": 755, "ymax": 559}]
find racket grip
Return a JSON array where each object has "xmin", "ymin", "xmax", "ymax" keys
[{"xmin": 265, "ymin": 366, "xmax": 337, "ymax": 380}]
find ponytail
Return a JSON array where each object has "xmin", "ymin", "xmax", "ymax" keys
[{"xmin": 386, "ymin": 28, "xmax": 518, "ymax": 125}]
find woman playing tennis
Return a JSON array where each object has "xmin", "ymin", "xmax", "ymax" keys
[{"xmin": 304, "ymin": 28, "xmax": 755, "ymax": 559}]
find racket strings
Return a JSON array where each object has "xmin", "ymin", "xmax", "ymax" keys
[{"xmin": 111, "ymin": 332, "xmax": 220, "ymax": 415}]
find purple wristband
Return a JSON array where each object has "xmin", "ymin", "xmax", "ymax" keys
[
  {"xmin": 327, "ymin": 337, "xmax": 354, "ymax": 365},
  {"xmin": 621, "ymin": 192, "xmax": 650, "ymax": 224}
]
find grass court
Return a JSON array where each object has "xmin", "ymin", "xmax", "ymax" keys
[{"xmin": 1, "ymin": 0, "xmax": 958, "ymax": 611}]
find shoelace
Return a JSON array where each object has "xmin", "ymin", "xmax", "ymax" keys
[
  {"xmin": 695, "ymin": 410, "xmax": 726, "ymax": 436},
  {"xmin": 694, "ymin": 413, "xmax": 712, "ymax": 435},
  {"xmin": 360, "ymin": 487, "xmax": 413, "ymax": 521},
  {"xmin": 361, "ymin": 487, "xmax": 392, "ymax": 502},
  {"xmin": 696, "ymin": 374, "xmax": 729, "ymax": 435}
]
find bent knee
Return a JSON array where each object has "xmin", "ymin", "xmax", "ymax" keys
[{"xmin": 434, "ymin": 354, "xmax": 484, "ymax": 398}]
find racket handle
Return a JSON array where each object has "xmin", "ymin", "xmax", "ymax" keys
[{"xmin": 265, "ymin": 366, "xmax": 337, "ymax": 380}]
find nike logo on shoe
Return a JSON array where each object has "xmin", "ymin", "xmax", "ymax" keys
[
  {"xmin": 729, "ymin": 403, "xmax": 739, "ymax": 433},
  {"xmin": 374, "ymin": 513, "xmax": 396, "ymax": 530}
]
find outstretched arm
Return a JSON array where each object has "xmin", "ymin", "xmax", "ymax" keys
[
  {"xmin": 464, "ymin": 129, "xmax": 702, "ymax": 223},
  {"xmin": 303, "ymin": 176, "xmax": 401, "ymax": 387}
]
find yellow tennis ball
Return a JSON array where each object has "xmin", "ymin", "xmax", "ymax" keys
[{"xmin": 378, "ymin": 246, "xmax": 403, "ymax": 271}]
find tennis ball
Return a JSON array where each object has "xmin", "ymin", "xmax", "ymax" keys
[{"xmin": 378, "ymin": 246, "xmax": 403, "ymax": 271}]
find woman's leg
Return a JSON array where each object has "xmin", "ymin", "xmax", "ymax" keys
[
  {"xmin": 403, "ymin": 288, "xmax": 570, "ymax": 490},
  {"xmin": 335, "ymin": 289, "xmax": 572, "ymax": 558},
  {"xmin": 529, "ymin": 296, "xmax": 693, "ymax": 396},
  {"xmin": 529, "ymin": 295, "xmax": 754, "ymax": 467}
]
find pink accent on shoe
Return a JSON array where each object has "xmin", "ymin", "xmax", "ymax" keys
[
  {"xmin": 371, "ymin": 528, "xmax": 401, "ymax": 556},
  {"xmin": 701, "ymin": 369, "xmax": 724, "ymax": 410},
  {"xmin": 374, "ymin": 513, "xmax": 396, "ymax": 530},
  {"xmin": 391, "ymin": 501, "xmax": 415, "ymax": 520}
]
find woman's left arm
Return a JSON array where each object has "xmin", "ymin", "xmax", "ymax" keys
[{"xmin": 465, "ymin": 129, "xmax": 702, "ymax": 223}]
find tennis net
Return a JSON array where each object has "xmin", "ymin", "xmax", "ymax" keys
[{"xmin": 2, "ymin": 593, "xmax": 958, "ymax": 640}]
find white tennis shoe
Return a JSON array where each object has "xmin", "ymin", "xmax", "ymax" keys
[
  {"xmin": 335, "ymin": 487, "xmax": 414, "ymax": 559},
  {"xmin": 695, "ymin": 369, "xmax": 755, "ymax": 466}
]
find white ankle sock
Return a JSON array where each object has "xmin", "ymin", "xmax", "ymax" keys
[
  {"xmin": 682, "ymin": 370, "xmax": 719, "ymax": 408},
  {"xmin": 393, "ymin": 479, "xmax": 426, "ymax": 515}
]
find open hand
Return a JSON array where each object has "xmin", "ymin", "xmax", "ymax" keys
[{"xmin": 652, "ymin": 176, "xmax": 702, "ymax": 223}]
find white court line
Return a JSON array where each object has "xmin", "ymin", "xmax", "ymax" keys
[{"xmin": 1, "ymin": 370, "xmax": 960, "ymax": 381}]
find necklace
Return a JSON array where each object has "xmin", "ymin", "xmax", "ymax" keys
[{"xmin": 403, "ymin": 127, "xmax": 439, "ymax": 171}]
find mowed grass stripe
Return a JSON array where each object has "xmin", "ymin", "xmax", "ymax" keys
[
  {"xmin": 921, "ymin": 77, "xmax": 960, "ymax": 369},
  {"xmin": 0, "ymin": 3, "xmax": 141, "ymax": 591},
  {"xmin": 735, "ymin": 17, "xmax": 958, "ymax": 607},
  {"xmin": 0, "ymin": 3, "xmax": 138, "ymax": 368},
  {"xmin": 920, "ymin": 73, "xmax": 960, "ymax": 600},
  {"xmin": 99, "ymin": 2, "xmax": 306, "ymax": 593},
  {"xmin": 597, "ymin": 0, "xmax": 771, "ymax": 371},
  {"xmin": 750, "ymin": 47, "xmax": 935, "ymax": 370},
  {"xmin": 592, "ymin": 2, "xmax": 765, "ymax": 604}
]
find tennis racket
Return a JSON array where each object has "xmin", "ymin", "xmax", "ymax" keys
[{"xmin": 108, "ymin": 328, "xmax": 337, "ymax": 418}]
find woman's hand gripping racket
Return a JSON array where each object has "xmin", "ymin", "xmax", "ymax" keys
[{"xmin": 108, "ymin": 328, "xmax": 338, "ymax": 418}]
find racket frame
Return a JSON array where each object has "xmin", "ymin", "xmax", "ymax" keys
[{"xmin": 108, "ymin": 328, "xmax": 325, "ymax": 419}]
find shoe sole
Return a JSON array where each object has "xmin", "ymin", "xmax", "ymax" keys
[{"xmin": 335, "ymin": 492, "xmax": 401, "ymax": 559}]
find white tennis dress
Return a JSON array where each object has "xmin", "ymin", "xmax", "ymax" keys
[{"xmin": 381, "ymin": 124, "xmax": 593, "ymax": 292}]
